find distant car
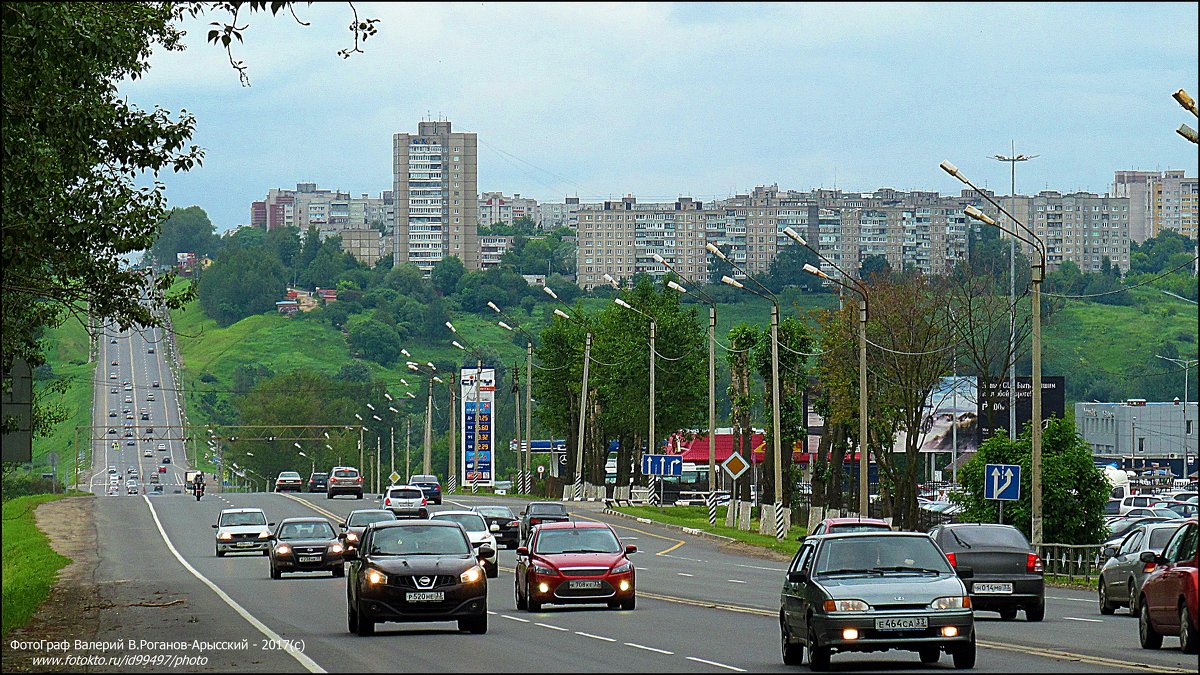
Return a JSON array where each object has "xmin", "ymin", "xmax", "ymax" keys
[
  {"xmin": 345, "ymin": 520, "xmax": 491, "ymax": 636},
  {"xmin": 152, "ymin": 381, "xmax": 159, "ymax": 388},
  {"xmin": 213, "ymin": 508, "xmax": 274, "ymax": 557},
  {"xmin": 515, "ymin": 521, "xmax": 636, "ymax": 612},
  {"xmin": 126, "ymin": 483, "xmax": 139, "ymax": 495},
  {"xmin": 161, "ymin": 456, "xmax": 171, "ymax": 464},
  {"xmin": 143, "ymin": 448, "xmax": 153, "ymax": 458},
  {"xmin": 110, "ymin": 387, "xmax": 118, "ymax": 394},
  {"xmin": 108, "ymin": 410, "xmax": 116, "ymax": 418},
  {"xmin": 408, "ymin": 474, "xmax": 443, "ymax": 505},
  {"xmin": 109, "ymin": 373, "xmax": 117, "ymax": 380},
  {"xmin": 107, "ymin": 466, "xmax": 117, "ymax": 475},
  {"xmin": 1099, "ymin": 521, "xmax": 1184, "ymax": 615},
  {"xmin": 147, "ymin": 347, "xmax": 154, "ymax": 354},
  {"xmin": 106, "ymin": 485, "xmax": 120, "ymax": 496},
  {"xmin": 107, "ymin": 427, "xmax": 116, "ymax": 434},
  {"xmin": 1104, "ymin": 500, "xmax": 1122, "ymax": 516},
  {"xmin": 929, "ymin": 523, "xmax": 1044, "ymax": 621},
  {"xmin": 274, "ymin": 471, "xmax": 303, "ymax": 492},
  {"xmin": 779, "ymin": 531, "xmax": 975, "ymax": 669},
  {"xmin": 383, "ymin": 486, "xmax": 428, "ymax": 519},
  {"xmin": 110, "ymin": 338, "xmax": 118, "ymax": 344},
  {"xmin": 111, "ymin": 360, "xmax": 118, "ymax": 366},
  {"xmin": 473, "ymin": 505, "xmax": 520, "ymax": 549},
  {"xmin": 151, "ymin": 484, "xmax": 164, "ymax": 495},
  {"xmin": 430, "ymin": 511, "xmax": 499, "ymax": 578},
  {"xmin": 1137, "ymin": 517, "xmax": 1198, "ymax": 654},
  {"xmin": 1153, "ymin": 501, "xmax": 1199, "ymax": 518},
  {"xmin": 338, "ymin": 509, "xmax": 397, "ymax": 550},
  {"xmin": 520, "ymin": 502, "xmax": 571, "ymax": 543},
  {"xmin": 157, "ymin": 466, "xmax": 167, "ymax": 473},
  {"xmin": 269, "ymin": 517, "xmax": 345, "ymax": 579},
  {"xmin": 157, "ymin": 443, "xmax": 166, "ymax": 451},
  {"xmin": 147, "ymin": 394, "xmax": 154, "ymax": 401},
  {"xmin": 126, "ymin": 440, "xmax": 135, "ymax": 446},
  {"xmin": 808, "ymin": 517, "xmax": 891, "ymax": 537},
  {"xmin": 308, "ymin": 472, "xmax": 329, "ymax": 492},
  {"xmin": 1119, "ymin": 495, "xmax": 1162, "ymax": 516},
  {"xmin": 327, "ymin": 466, "xmax": 363, "ymax": 499}
]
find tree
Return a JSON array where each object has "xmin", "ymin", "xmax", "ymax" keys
[
  {"xmin": 430, "ymin": 256, "xmax": 465, "ymax": 296},
  {"xmin": 765, "ymin": 243, "xmax": 824, "ymax": 293},
  {"xmin": 349, "ymin": 320, "xmax": 401, "ymax": 366},
  {"xmin": 752, "ymin": 317, "xmax": 813, "ymax": 509},
  {"xmin": 726, "ymin": 325, "xmax": 759, "ymax": 502},
  {"xmin": 196, "ymin": 244, "xmax": 287, "ymax": 326},
  {"xmin": 860, "ymin": 254, "xmax": 892, "ymax": 280},
  {"xmin": 150, "ymin": 206, "xmax": 218, "ymax": 264},
  {"xmin": 953, "ymin": 418, "xmax": 1108, "ymax": 545}
]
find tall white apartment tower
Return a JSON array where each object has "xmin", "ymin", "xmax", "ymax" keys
[{"xmin": 393, "ymin": 120, "xmax": 480, "ymax": 272}]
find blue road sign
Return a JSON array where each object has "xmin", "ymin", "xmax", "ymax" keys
[
  {"xmin": 984, "ymin": 463, "xmax": 1021, "ymax": 501},
  {"xmin": 641, "ymin": 454, "xmax": 683, "ymax": 477}
]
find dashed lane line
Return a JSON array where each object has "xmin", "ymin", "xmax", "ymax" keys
[
  {"xmin": 625, "ymin": 643, "xmax": 673, "ymax": 655},
  {"xmin": 501, "ymin": 615, "xmax": 530, "ymax": 623},
  {"xmin": 536, "ymin": 622, "xmax": 569, "ymax": 632},
  {"xmin": 575, "ymin": 631, "xmax": 616, "ymax": 642},
  {"xmin": 686, "ymin": 656, "xmax": 747, "ymax": 672},
  {"xmin": 1064, "ymin": 616, "xmax": 1104, "ymax": 623}
]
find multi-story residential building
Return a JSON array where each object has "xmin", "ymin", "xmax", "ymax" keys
[
  {"xmin": 576, "ymin": 196, "xmax": 708, "ymax": 290},
  {"xmin": 1113, "ymin": 170, "xmax": 1198, "ymax": 243},
  {"xmin": 479, "ymin": 192, "xmax": 539, "ymax": 228},
  {"xmin": 393, "ymin": 120, "xmax": 479, "ymax": 273},
  {"xmin": 251, "ymin": 184, "xmax": 393, "ymax": 235},
  {"xmin": 537, "ymin": 197, "xmax": 581, "ymax": 230},
  {"xmin": 1011, "ymin": 190, "xmax": 1130, "ymax": 272},
  {"xmin": 339, "ymin": 229, "xmax": 385, "ymax": 267},
  {"xmin": 479, "ymin": 235, "xmax": 514, "ymax": 269}
]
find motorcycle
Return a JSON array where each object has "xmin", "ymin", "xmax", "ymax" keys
[{"xmin": 194, "ymin": 482, "xmax": 205, "ymax": 501}]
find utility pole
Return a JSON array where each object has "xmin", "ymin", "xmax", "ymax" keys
[
  {"xmin": 449, "ymin": 383, "xmax": 457, "ymax": 492},
  {"xmin": 423, "ymin": 378, "xmax": 433, "ymax": 475},
  {"xmin": 574, "ymin": 333, "xmax": 592, "ymax": 501},
  {"xmin": 525, "ymin": 341, "xmax": 533, "ymax": 497},
  {"xmin": 405, "ymin": 417, "xmax": 411, "ymax": 481}
]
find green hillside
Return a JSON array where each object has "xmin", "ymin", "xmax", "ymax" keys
[{"xmin": 30, "ymin": 318, "xmax": 96, "ymax": 485}]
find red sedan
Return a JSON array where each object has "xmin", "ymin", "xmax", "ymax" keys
[
  {"xmin": 1138, "ymin": 517, "xmax": 1198, "ymax": 654},
  {"xmin": 515, "ymin": 521, "xmax": 637, "ymax": 611}
]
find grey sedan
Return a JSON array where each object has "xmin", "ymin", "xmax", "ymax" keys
[
  {"xmin": 780, "ymin": 532, "xmax": 976, "ymax": 670},
  {"xmin": 1098, "ymin": 521, "xmax": 1184, "ymax": 616}
]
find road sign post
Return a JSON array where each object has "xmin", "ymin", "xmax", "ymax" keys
[
  {"xmin": 984, "ymin": 463, "xmax": 1021, "ymax": 524},
  {"xmin": 721, "ymin": 453, "xmax": 750, "ymax": 528}
]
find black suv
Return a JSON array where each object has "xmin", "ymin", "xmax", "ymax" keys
[
  {"xmin": 346, "ymin": 520, "xmax": 491, "ymax": 636},
  {"xmin": 308, "ymin": 472, "xmax": 329, "ymax": 492}
]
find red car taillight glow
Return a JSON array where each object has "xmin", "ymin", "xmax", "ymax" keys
[
  {"xmin": 530, "ymin": 518, "xmax": 542, "ymax": 526},
  {"xmin": 1026, "ymin": 553, "xmax": 1043, "ymax": 573},
  {"xmin": 509, "ymin": 520, "xmax": 520, "ymax": 527},
  {"xmin": 945, "ymin": 552, "xmax": 957, "ymax": 568},
  {"xmin": 356, "ymin": 476, "xmax": 363, "ymax": 483},
  {"xmin": 385, "ymin": 498, "xmax": 391, "ymax": 506},
  {"xmin": 422, "ymin": 498, "xmax": 427, "ymax": 506}
]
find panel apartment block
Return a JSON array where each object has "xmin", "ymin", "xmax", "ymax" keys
[{"xmin": 393, "ymin": 120, "xmax": 479, "ymax": 273}]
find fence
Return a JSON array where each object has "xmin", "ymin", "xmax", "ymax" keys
[{"xmin": 1036, "ymin": 543, "xmax": 1105, "ymax": 584}]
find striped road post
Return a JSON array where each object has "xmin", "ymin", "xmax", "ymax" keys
[
  {"xmin": 471, "ymin": 472, "xmax": 478, "ymax": 494},
  {"xmin": 707, "ymin": 491, "xmax": 717, "ymax": 526},
  {"xmin": 775, "ymin": 501, "xmax": 788, "ymax": 540},
  {"xmin": 573, "ymin": 475, "xmax": 583, "ymax": 501},
  {"xmin": 447, "ymin": 474, "xmax": 457, "ymax": 494}
]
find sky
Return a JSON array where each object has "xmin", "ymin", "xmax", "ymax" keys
[{"xmin": 119, "ymin": 2, "xmax": 1200, "ymax": 233}]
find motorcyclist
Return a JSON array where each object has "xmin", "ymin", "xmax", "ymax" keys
[{"xmin": 193, "ymin": 474, "xmax": 206, "ymax": 501}]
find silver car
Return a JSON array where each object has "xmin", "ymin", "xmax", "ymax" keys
[
  {"xmin": 382, "ymin": 485, "xmax": 427, "ymax": 518},
  {"xmin": 213, "ymin": 508, "xmax": 275, "ymax": 557},
  {"xmin": 1098, "ymin": 521, "xmax": 1184, "ymax": 615}
]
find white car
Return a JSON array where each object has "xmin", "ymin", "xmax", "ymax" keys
[
  {"xmin": 429, "ymin": 510, "xmax": 499, "ymax": 578},
  {"xmin": 213, "ymin": 508, "xmax": 274, "ymax": 557},
  {"xmin": 157, "ymin": 443, "xmax": 166, "ymax": 451}
]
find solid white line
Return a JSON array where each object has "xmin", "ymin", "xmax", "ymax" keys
[
  {"xmin": 575, "ymin": 631, "xmax": 616, "ymax": 642},
  {"xmin": 536, "ymin": 622, "xmax": 569, "ymax": 631},
  {"xmin": 727, "ymin": 579, "xmax": 746, "ymax": 584},
  {"xmin": 1064, "ymin": 616, "xmax": 1103, "ymax": 623},
  {"xmin": 502, "ymin": 615, "xmax": 530, "ymax": 623},
  {"xmin": 1047, "ymin": 596, "xmax": 1094, "ymax": 603},
  {"xmin": 677, "ymin": 573, "xmax": 694, "ymax": 577},
  {"xmin": 625, "ymin": 642, "xmax": 673, "ymax": 655},
  {"xmin": 141, "ymin": 497, "xmax": 324, "ymax": 672},
  {"xmin": 686, "ymin": 656, "xmax": 746, "ymax": 672},
  {"xmin": 487, "ymin": 611, "xmax": 498, "ymax": 615}
]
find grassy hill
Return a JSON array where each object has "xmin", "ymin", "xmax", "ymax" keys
[{"xmin": 30, "ymin": 318, "xmax": 96, "ymax": 484}]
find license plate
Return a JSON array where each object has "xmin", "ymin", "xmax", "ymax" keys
[
  {"xmin": 406, "ymin": 592, "xmax": 444, "ymax": 602},
  {"xmin": 299, "ymin": 556, "xmax": 321, "ymax": 563},
  {"xmin": 570, "ymin": 580, "xmax": 603, "ymax": 589},
  {"xmin": 974, "ymin": 583, "xmax": 1013, "ymax": 594},
  {"xmin": 236, "ymin": 541, "xmax": 253, "ymax": 547},
  {"xmin": 874, "ymin": 617, "xmax": 928, "ymax": 631}
]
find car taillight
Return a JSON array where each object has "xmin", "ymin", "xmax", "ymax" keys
[
  {"xmin": 385, "ymin": 498, "xmax": 391, "ymax": 506},
  {"xmin": 356, "ymin": 476, "xmax": 363, "ymax": 483},
  {"xmin": 421, "ymin": 497, "xmax": 427, "ymax": 506},
  {"xmin": 530, "ymin": 518, "xmax": 542, "ymax": 526},
  {"xmin": 509, "ymin": 520, "xmax": 520, "ymax": 527},
  {"xmin": 1026, "ymin": 553, "xmax": 1043, "ymax": 573},
  {"xmin": 945, "ymin": 552, "xmax": 957, "ymax": 568}
]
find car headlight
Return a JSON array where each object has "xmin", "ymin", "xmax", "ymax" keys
[
  {"xmin": 217, "ymin": 532, "xmax": 233, "ymax": 540},
  {"xmin": 823, "ymin": 599, "xmax": 871, "ymax": 612},
  {"xmin": 365, "ymin": 569, "xmax": 387, "ymax": 585},
  {"xmin": 345, "ymin": 532, "xmax": 359, "ymax": 542},
  {"xmin": 930, "ymin": 595, "xmax": 971, "ymax": 610},
  {"xmin": 460, "ymin": 566, "xmax": 484, "ymax": 584},
  {"xmin": 532, "ymin": 565, "xmax": 556, "ymax": 576},
  {"xmin": 329, "ymin": 543, "xmax": 344, "ymax": 554},
  {"xmin": 276, "ymin": 544, "xmax": 292, "ymax": 555},
  {"xmin": 611, "ymin": 561, "xmax": 633, "ymax": 574}
]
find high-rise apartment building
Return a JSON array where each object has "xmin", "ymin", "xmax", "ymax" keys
[
  {"xmin": 1007, "ymin": 191, "xmax": 1131, "ymax": 272},
  {"xmin": 576, "ymin": 196, "xmax": 708, "ymax": 290},
  {"xmin": 479, "ymin": 192, "xmax": 539, "ymax": 228},
  {"xmin": 1112, "ymin": 170, "xmax": 1198, "ymax": 243},
  {"xmin": 393, "ymin": 120, "xmax": 479, "ymax": 273},
  {"xmin": 537, "ymin": 197, "xmax": 581, "ymax": 230}
]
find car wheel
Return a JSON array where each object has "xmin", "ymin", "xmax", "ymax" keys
[
  {"xmin": 950, "ymin": 636, "xmax": 976, "ymax": 669},
  {"xmin": 1098, "ymin": 581, "xmax": 1115, "ymax": 615},
  {"xmin": 326, "ymin": 492, "xmax": 333, "ymax": 500},
  {"xmin": 270, "ymin": 564, "xmax": 281, "ymax": 580},
  {"xmin": 781, "ymin": 618, "xmax": 804, "ymax": 666},
  {"xmin": 807, "ymin": 624, "xmax": 830, "ymax": 671},
  {"xmin": 1025, "ymin": 600, "xmax": 1045, "ymax": 622},
  {"xmin": 1139, "ymin": 600, "xmax": 1163, "ymax": 649},
  {"xmin": 515, "ymin": 580, "xmax": 528, "ymax": 610},
  {"xmin": 355, "ymin": 605, "xmax": 375, "ymax": 637},
  {"xmin": 458, "ymin": 614, "xmax": 487, "ymax": 634},
  {"xmin": 356, "ymin": 492, "xmax": 363, "ymax": 500},
  {"xmin": 1128, "ymin": 581, "xmax": 1140, "ymax": 616},
  {"xmin": 216, "ymin": 549, "xmax": 224, "ymax": 558},
  {"xmin": 621, "ymin": 595, "xmax": 636, "ymax": 611},
  {"xmin": 347, "ymin": 604, "xmax": 358, "ymax": 633},
  {"xmin": 332, "ymin": 565, "xmax": 345, "ymax": 578},
  {"xmin": 919, "ymin": 647, "xmax": 940, "ymax": 664},
  {"xmin": 528, "ymin": 597, "xmax": 542, "ymax": 612},
  {"xmin": 1180, "ymin": 603, "xmax": 1198, "ymax": 655}
]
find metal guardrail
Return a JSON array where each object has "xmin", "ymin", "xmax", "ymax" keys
[{"xmin": 1036, "ymin": 543, "xmax": 1104, "ymax": 583}]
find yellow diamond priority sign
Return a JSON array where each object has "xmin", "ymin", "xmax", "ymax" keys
[
  {"xmin": 388, "ymin": 471, "xmax": 401, "ymax": 485},
  {"xmin": 721, "ymin": 452, "xmax": 749, "ymax": 480}
]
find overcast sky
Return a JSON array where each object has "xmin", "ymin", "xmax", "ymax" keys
[{"xmin": 120, "ymin": 2, "xmax": 1199, "ymax": 232}]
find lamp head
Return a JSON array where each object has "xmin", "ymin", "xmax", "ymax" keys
[
  {"xmin": 783, "ymin": 227, "xmax": 806, "ymax": 246},
  {"xmin": 602, "ymin": 273, "xmax": 619, "ymax": 289},
  {"xmin": 553, "ymin": 308, "xmax": 570, "ymax": 319},
  {"xmin": 651, "ymin": 253, "xmax": 666, "ymax": 264},
  {"xmin": 384, "ymin": 393, "xmax": 392, "ymax": 401},
  {"xmin": 445, "ymin": 321, "xmax": 457, "ymax": 333},
  {"xmin": 939, "ymin": 160, "xmax": 961, "ymax": 179},
  {"xmin": 802, "ymin": 263, "xmax": 827, "ymax": 279},
  {"xmin": 721, "ymin": 275, "xmax": 744, "ymax": 289},
  {"xmin": 453, "ymin": 341, "xmax": 466, "ymax": 351},
  {"xmin": 964, "ymin": 205, "xmax": 997, "ymax": 226},
  {"xmin": 401, "ymin": 348, "xmax": 411, "ymax": 357},
  {"xmin": 487, "ymin": 301, "xmax": 501, "ymax": 313},
  {"xmin": 614, "ymin": 298, "xmax": 632, "ymax": 309},
  {"xmin": 499, "ymin": 321, "xmax": 513, "ymax": 331},
  {"xmin": 667, "ymin": 280, "xmax": 687, "ymax": 294},
  {"xmin": 543, "ymin": 286, "xmax": 559, "ymax": 300},
  {"xmin": 705, "ymin": 242, "xmax": 727, "ymax": 260}
]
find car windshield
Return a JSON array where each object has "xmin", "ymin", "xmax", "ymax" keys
[
  {"xmin": 278, "ymin": 521, "xmax": 335, "ymax": 540},
  {"xmin": 814, "ymin": 536, "xmax": 952, "ymax": 576},
  {"xmin": 367, "ymin": 525, "xmax": 470, "ymax": 556},
  {"xmin": 432, "ymin": 513, "xmax": 487, "ymax": 532},
  {"xmin": 476, "ymin": 506, "xmax": 514, "ymax": 518},
  {"xmin": 389, "ymin": 488, "xmax": 423, "ymax": 499},
  {"xmin": 1148, "ymin": 526, "xmax": 1182, "ymax": 550},
  {"xmin": 220, "ymin": 512, "xmax": 266, "ymax": 527},
  {"xmin": 529, "ymin": 504, "xmax": 568, "ymax": 516},
  {"xmin": 535, "ymin": 528, "xmax": 620, "ymax": 554},
  {"xmin": 334, "ymin": 469, "xmax": 358, "ymax": 478},
  {"xmin": 941, "ymin": 526, "xmax": 1030, "ymax": 550},
  {"xmin": 347, "ymin": 511, "xmax": 395, "ymax": 527}
]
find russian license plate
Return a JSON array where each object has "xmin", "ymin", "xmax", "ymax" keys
[
  {"xmin": 570, "ymin": 580, "xmax": 603, "ymax": 590},
  {"xmin": 298, "ymin": 556, "xmax": 321, "ymax": 563},
  {"xmin": 874, "ymin": 617, "xmax": 928, "ymax": 631},
  {"xmin": 974, "ymin": 583, "xmax": 1013, "ymax": 594},
  {"xmin": 236, "ymin": 541, "xmax": 253, "ymax": 547},
  {"xmin": 406, "ymin": 592, "xmax": 444, "ymax": 602}
]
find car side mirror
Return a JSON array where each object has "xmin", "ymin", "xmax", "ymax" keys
[
  {"xmin": 211, "ymin": 524, "xmax": 218, "ymax": 529},
  {"xmin": 1139, "ymin": 550, "xmax": 1160, "ymax": 565},
  {"xmin": 625, "ymin": 544, "xmax": 638, "ymax": 555},
  {"xmin": 516, "ymin": 546, "xmax": 530, "ymax": 557},
  {"xmin": 955, "ymin": 566, "xmax": 974, "ymax": 579},
  {"xmin": 339, "ymin": 523, "xmax": 347, "ymax": 529},
  {"xmin": 1102, "ymin": 546, "xmax": 1118, "ymax": 558},
  {"xmin": 786, "ymin": 570, "xmax": 806, "ymax": 584},
  {"xmin": 478, "ymin": 546, "xmax": 495, "ymax": 560},
  {"xmin": 268, "ymin": 522, "xmax": 276, "ymax": 527},
  {"xmin": 490, "ymin": 523, "xmax": 500, "ymax": 533},
  {"xmin": 343, "ymin": 548, "xmax": 358, "ymax": 560}
]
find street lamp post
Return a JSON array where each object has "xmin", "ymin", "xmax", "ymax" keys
[
  {"xmin": 489, "ymin": 301, "xmax": 537, "ymax": 497},
  {"xmin": 544, "ymin": 287, "xmax": 591, "ymax": 501},
  {"xmin": 607, "ymin": 274, "xmax": 661, "ymax": 498},
  {"xmin": 1157, "ymin": 355, "xmax": 1197, "ymax": 476},
  {"xmin": 943, "ymin": 160, "xmax": 1048, "ymax": 544},
  {"xmin": 707, "ymin": 244, "xmax": 788, "ymax": 540},
  {"xmin": 1173, "ymin": 88, "xmax": 1198, "ymax": 144}
]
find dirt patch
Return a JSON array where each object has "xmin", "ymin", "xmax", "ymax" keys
[{"xmin": 716, "ymin": 539, "xmax": 795, "ymax": 563}]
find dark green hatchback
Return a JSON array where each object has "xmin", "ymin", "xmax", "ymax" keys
[{"xmin": 780, "ymin": 531, "xmax": 976, "ymax": 670}]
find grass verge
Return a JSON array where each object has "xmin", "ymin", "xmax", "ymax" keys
[
  {"xmin": 33, "ymin": 318, "xmax": 97, "ymax": 482},
  {"xmin": 612, "ymin": 505, "xmax": 805, "ymax": 556},
  {"xmin": 1043, "ymin": 574, "xmax": 1098, "ymax": 590},
  {"xmin": 1, "ymin": 494, "xmax": 76, "ymax": 636}
]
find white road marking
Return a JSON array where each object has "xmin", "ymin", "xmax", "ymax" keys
[
  {"xmin": 1064, "ymin": 616, "xmax": 1103, "ymax": 623},
  {"xmin": 1048, "ymin": 596, "xmax": 1095, "ymax": 603},
  {"xmin": 727, "ymin": 579, "xmax": 746, "ymax": 584},
  {"xmin": 536, "ymin": 622, "xmax": 569, "ymax": 631},
  {"xmin": 575, "ymin": 631, "xmax": 616, "ymax": 642},
  {"xmin": 677, "ymin": 573, "xmax": 694, "ymax": 577},
  {"xmin": 502, "ymin": 615, "xmax": 530, "ymax": 623},
  {"xmin": 141, "ymin": 497, "xmax": 325, "ymax": 673},
  {"xmin": 625, "ymin": 642, "xmax": 673, "ymax": 655},
  {"xmin": 686, "ymin": 656, "xmax": 746, "ymax": 672},
  {"xmin": 487, "ymin": 611, "xmax": 498, "ymax": 615}
]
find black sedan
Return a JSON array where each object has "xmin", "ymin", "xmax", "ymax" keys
[
  {"xmin": 346, "ymin": 520, "xmax": 491, "ymax": 636},
  {"xmin": 269, "ymin": 518, "xmax": 346, "ymax": 579},
  {"xmin": 929, "ymin": 523, "xmax": 1045, "ymax": 621},
  {"xmin": 338, "ymin": 509, "xmax": 397, "ymax": 550},
  {"xmin": 473, "ymin": 505, "xmax": 520, "ymax": 549},
  {"xmin": 519, "ymin": 502, "xmax": 570, "ymax": 543},
  {"xmin": 780, "ymin": 532, "xmax": 976, "ymax": 670}
]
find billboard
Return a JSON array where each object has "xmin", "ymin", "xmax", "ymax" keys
[
  {"xmin": 890, "ymin": 376, "xmax": 980, "ymax": 455},
  {"xmin": 978, "ymin": 376, "xmax": 1066, "ymax": 442},
  {"xmin": 460, "ymin": 367, "xmax": 496, "ymax": 486}
]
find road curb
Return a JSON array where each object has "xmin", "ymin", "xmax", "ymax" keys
[{"xmin": 602, "ymin": 508, "xmax": 737, "ymax": 545}]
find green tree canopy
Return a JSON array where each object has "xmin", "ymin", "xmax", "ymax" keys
[
  {"xmin": 196, "ymin": 244, "xmax": 287, "ymax": 326},
  {"xmin": 349, "ymin": 319, "xmax": 402, "ymax": 365},
  {"xmin": 151, "ymin": 206, "xmax": 219, "ymax": 264}
]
